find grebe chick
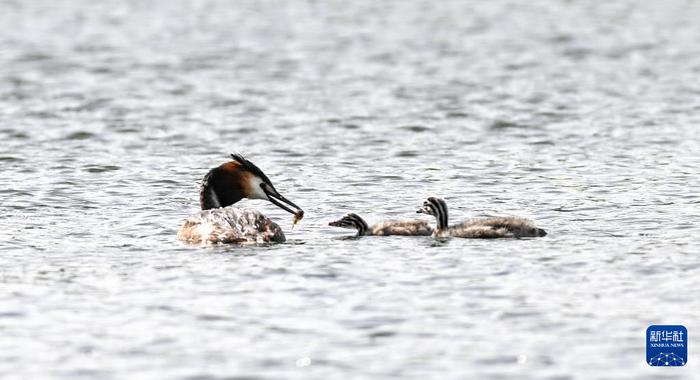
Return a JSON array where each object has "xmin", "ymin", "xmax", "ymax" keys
[
  {"xmin": 329, "ymin": 213, "xmax": 433, "ymax": 236},
  {"xmin": 178, "ymin": 154, "xmax": 304, "ymax": 244},
  {"xmin": 417, "ymin": 197, "xmax": 546, "ymax": 238}
]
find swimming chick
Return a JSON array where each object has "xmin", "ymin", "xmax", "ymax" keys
[
  {"xmin": 178, "ymin": 154, "xmax": 304, "ymax": 244},
  {"xmin": 417, "ymin": 197, "xmax": 546, "ymax": 238},
  {"xmin": 329, "ymin": 213, "xmax": 433, "ymax": 237}
]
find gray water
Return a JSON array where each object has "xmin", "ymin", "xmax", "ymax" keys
[{"xmin": 1, "ymin": 1, "xmax": 699, "ymax": 379}]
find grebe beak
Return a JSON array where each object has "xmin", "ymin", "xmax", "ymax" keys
[
  {"xmin": 329, "ymin": 219, "xmax": 342, "ymax": 227},
  {"xmin": 263, "ymin": 185, "xmax": 303, "ymax": 215}
]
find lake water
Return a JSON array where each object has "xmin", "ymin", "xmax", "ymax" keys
[{"xmin": 1, "ymin": 1, "xmax": 699, "ymax": 379}]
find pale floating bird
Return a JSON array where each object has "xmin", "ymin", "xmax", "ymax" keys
[
  {"xmin": 178, "ymin": 154, "xmax": 304, "ymax": 244},
  {"xmin": 417, "ymin": 197, "xmax": 546, "ymax": 238},
  {"xmin": 329, "ymin": 213, "xmax": 433, "ymax": 237}
]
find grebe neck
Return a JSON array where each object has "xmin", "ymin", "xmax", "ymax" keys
[
  {"xmin": 353, "ymin": 215, "xmax": 370, "ymax": 236},
  {"xmin": 433, "ymin": 198, "xmax": 449, "ymax": 230},
  {"xmin": 199, "ymin": 167, "xmax": 245, "ymax": 210}
]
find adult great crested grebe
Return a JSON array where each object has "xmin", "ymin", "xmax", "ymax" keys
[
  {"xmin": 178, "ymin": 154, "xmax": 304, "ymax": 244},
  {"xmin": 417, "ymin": 197, "xmax": 546, "ymax": 238},
  {"xmin": 329, "ymin": 213, "xmax": 433, "ymax": 237}
]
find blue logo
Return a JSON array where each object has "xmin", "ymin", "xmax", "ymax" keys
[{"xmin": 647, "ymin": 325, "xmax": 687, "ymax": 366}]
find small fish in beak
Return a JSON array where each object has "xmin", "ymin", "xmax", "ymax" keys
[
  {"xmin": 292, "ymin": 210, "xmax": 304, "ymax": 228},
  {"xmin": 261, "ymin": 182, "xmax": 304, "ymax": 225}
]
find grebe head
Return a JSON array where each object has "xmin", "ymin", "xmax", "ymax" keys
[
  {"xmin": 328, "ymin": 213, "xmax": 369, "ymax": 236},
  {"xmin": 199, "ymin": 153, "xmax": 303, "ymax": 216},
  {"xmin": 417, "ymin": 197, "xmax": 448, "ymax": 230}
]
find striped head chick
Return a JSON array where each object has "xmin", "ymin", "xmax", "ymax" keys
[
  {"xmin": 417, "ymin": 197, "xmax": 548, "ymax": 239},
  {"xmin": 416, "ymin": 197, "xmax": 449, "ymax": 235},
  {"xmin": 328, "ymin": 213, "xmax": 370, "ymax": 236}
]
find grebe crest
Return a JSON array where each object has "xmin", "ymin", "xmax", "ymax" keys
[
  {"xmin": 200, "ymin": 154, "xmax": 292, "ymax": 210},
  {"xmin": 329, "ymin": 213, "xmax": 433, "ymax": 237},
  {"xmin": 417, "ymin": 197, "xmax": 546, "ymax": 238},
  {"xmin": 179, "ymin": 154, "xmax": 304, "ymax": 245}
]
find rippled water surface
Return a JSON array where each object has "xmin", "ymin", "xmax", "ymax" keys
[{"xmin": 2, "ymin": 1, "xmax": 700, "ymax": 379}]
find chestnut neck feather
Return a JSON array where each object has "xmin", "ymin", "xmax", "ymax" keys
[{"xmin": 199, "ymin": 164, "xmax": 246, "ymax": 210}]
